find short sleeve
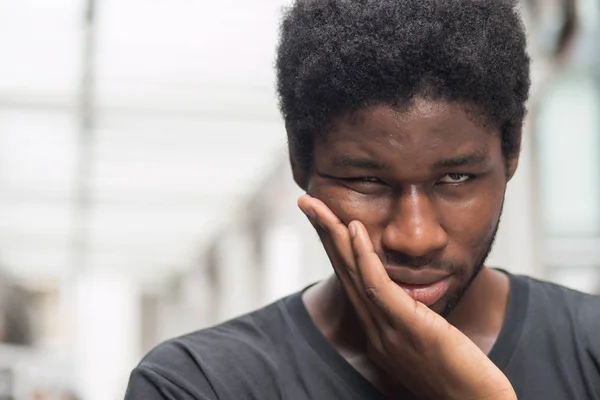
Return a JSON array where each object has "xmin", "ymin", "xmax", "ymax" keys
[
  {"xmin": 124, "ymin": 338, "xmax": 221, "ymax": 400},
  {"xmin": 578, "ymin": 294, "xmax": 600, "ymax": 399},
  {"xmin": 125, "ymin": 366, "xmax": 218, "ymax": 400}
]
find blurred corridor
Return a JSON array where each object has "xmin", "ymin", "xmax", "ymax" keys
[{"xmin": 0, "ymin": 0, "xmax": 598, "ymax": 399}]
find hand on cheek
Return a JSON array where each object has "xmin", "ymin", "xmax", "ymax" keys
[{"xmin": 297, "ymin": 193, "xmax": 516, "ymax": 400}]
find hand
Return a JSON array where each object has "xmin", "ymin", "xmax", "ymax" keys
[{"xmin": 298, "ymin": 194, "xmax": 516, "ymax": 400}]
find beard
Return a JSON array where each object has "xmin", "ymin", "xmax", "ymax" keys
[
  {"xmin": 377, "ymin": 207, "xmax": 503, "ymax": 318},
  {"xmin": 439, "ymin": 217, "xmax": 500, "ymax": 317}
]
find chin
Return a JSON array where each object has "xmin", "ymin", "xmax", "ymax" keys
[{"xmin": 428, "ymin": 299, "xmax": 453, "ymax": 317}]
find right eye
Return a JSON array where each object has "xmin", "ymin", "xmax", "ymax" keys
[
  {"xmin": 340, "ymin": 176, "xmax": 388, "ymax": 194},
  {"xmin": 341, "ymin": 176, "xmax": 384, "ymax": 186},
  {"xmin": 346, "ymin": 177, "xmax": 382, "ymax": 184}
]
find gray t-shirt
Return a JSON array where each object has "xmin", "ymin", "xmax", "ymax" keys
[{"xmin": 125, "ymin": 273, "xmax": 600, "ymax": 399}]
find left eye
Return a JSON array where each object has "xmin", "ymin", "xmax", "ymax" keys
[{"xmin": 438, "ymin": 173, "xmax": 471, "ymax": 184}]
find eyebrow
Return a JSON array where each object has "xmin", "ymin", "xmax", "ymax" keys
[
  {"xmin": 434, "ymin": 152, "xmax": 488, "ymax": 168},
  {"xmin": 333, "ymin": 154, "xmax": 388, "ymax": 170}
]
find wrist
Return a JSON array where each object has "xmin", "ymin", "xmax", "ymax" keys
[
  {"xmin": 491, "ymin": 388, "xmax": 517, "ymax": 400},
  {"xmin": 443, "ymin": 384, "xmax": 516, "ymax": 400},
  {"xmin": 464, "ymin": 387, "xmax": 517, "ymax": 400}
]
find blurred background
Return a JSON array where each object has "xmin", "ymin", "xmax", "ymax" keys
[{"xmin": 0, "ymin": 0, "xmax": 598, "ymax": 399}]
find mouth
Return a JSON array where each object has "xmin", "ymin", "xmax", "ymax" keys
[{"xmin": 384, "ymin": 266, "xmax": 451, "ymax": 306}]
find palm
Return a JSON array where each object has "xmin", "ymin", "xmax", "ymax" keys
[{"xmin": 298, "ymin": 195, "xmax": 515, "ymax": 400}]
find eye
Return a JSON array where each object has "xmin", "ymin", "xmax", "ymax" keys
[
  {"xmin": 345, "ymin": 176, "xmax": 382, "ymax": 184},
  {"xmin": 437, "ymin": 173, "xmax": 472, "ymax": 184},
  {"xmin": 338, "ymin": 176, "xmax": 388, "ymax": 194}
]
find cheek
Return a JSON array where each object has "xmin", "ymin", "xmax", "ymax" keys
[
  {"xmin": 310, "ymin": 185, "xmax": 390, "ymax": 227},
  {"xmin": 441, "ymin": 187, "xmax": 505, "ymax": 254},
  {"xmin": 311, "ymin": 175, "xmax": 506, "ymax": 257}
]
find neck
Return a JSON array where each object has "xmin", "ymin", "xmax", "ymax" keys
[
  {"xmin": 303, "ymin": 275, "xmax": 368, "ymax": 355},
  {"xmin": 302, "ymin": 267, "xmax": 510, "ymax": 356}
]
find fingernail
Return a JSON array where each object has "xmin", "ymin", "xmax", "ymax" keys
[{"xmin": 349, "ymin": 222, "xmax": 357, "ymax": 238}]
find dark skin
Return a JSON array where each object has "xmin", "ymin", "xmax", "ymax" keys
[{"xmin": 293, "ymin": 98, "xmax": 519, "ymax": 398}]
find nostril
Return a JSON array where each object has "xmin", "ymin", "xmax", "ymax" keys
[{"xmin": 381, "ymin": 219, "xmax": 448, "ymax": 258}]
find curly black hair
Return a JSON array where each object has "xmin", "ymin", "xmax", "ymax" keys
[{"xmin": 276, "ymin": 0, "xmax": 531, "ymax": 170}]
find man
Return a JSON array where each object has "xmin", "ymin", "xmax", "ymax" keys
[{"xmin": 126, "ymin": 0, "xmax": 600, "ymax": 399}]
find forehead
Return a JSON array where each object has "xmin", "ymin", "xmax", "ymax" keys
[{"xmin": 316, "ymin": 98, "xmax": 501, "ymax": 167}]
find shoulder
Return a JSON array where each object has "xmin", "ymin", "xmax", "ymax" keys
[
  {"xmin": 132, "ymin": 296, "xmax": 295, "ymax": 396},
  {"xmin": 521, "ymin": 274, "xmax": 600, "ymax": 312},
  {"xmin": 143, "ymin": 297, "xmax": 289, "ymax": 369},
  {"xmin": 518, "ymin": 275, "xmax": 600, "ymax": 345}
]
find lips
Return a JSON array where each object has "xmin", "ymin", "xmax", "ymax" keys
[{"xmin": 384, "ymin": 266, "xmax": 451, "ymax": 306}]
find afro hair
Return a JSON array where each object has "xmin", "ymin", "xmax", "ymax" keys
[{"xmin": 276, "ymin": 0, "xmax": 531, "ymax": 169}]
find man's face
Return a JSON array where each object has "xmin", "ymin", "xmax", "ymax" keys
[{"xmin": 305, "ymin": 98, "xmax": 517, "ymax": 316}]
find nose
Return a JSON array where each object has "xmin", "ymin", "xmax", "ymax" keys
[{"xmin": 381, "ymin": 186, "xmax": 448, "ymax": 258}]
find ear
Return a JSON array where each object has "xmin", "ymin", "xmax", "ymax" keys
[
  {"xmin": 506, "ymin": 128, "xmax": 522, "ymax": 181},
  {"xmin": 288, "ymin": 142, "xmax": 310, "ymax": 191},
  {"xmin": 291, "ymin": 157, "xmax": 310, "ymax": 191},
  {"xmin": 506, "ymin": 154, "xmax": 519, "ymax": 182}
]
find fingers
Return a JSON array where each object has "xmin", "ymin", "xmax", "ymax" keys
[
  {"xmin": 349, "ymin": 220, "xmax": 420, "ymax": 327},
  {"xmin": 298, "ymin": 194, "xmax": 355, "ymax": 268},
  {"xmin": 297, "ymin": 195, "xmax": 382, "ymax": 335}
]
